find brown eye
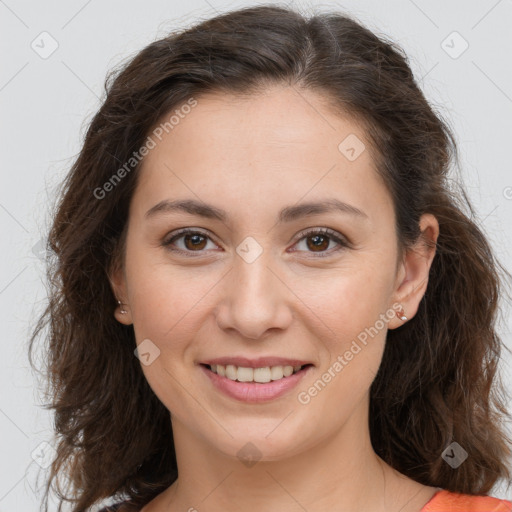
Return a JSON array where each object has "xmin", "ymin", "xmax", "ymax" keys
[
  {"xmin": 182, "ymin": 233, "xmax": 207, "ymax": 251},
  {"xmin": 162, "ymin": 229, "xmax": 218, "ymax": 255},
  {"xmin": 306, "ymin": 233, "xmax": 330, "ymax": 252},
  {"xmin": 292, "ymin": 228, "xmax": 349, "ymax": 257}
]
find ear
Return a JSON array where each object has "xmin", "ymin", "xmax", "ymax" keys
[
  {"xmin": 108, "ymin": 251, "xmax": 133, "ymax": 326},
  {"xmin": 388, "ymin": 213, "xmax": 439, "ymax": 329}
]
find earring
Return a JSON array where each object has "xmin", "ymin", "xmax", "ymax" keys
[
  {"xmin": 397, "ymin": 305, "xmax": 408, "ymax": 322},
  {"xmin": 117, "ymin": 299, "xmax": 128, "ymax": 314}
]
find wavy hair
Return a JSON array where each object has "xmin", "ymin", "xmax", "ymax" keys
[{"xmin": 29, "ymin": 4, "xmax": 512, "ymax": 511}]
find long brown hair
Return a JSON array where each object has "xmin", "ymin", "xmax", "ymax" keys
[{"xmin": 29, "ymin": 4, "xmax": 512, "ymax": 511}]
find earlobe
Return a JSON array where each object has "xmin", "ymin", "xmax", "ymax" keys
[
  {"xmin": 387, "ymin": 302, "xmax": 409, "ymax": 330},
  {"xmin": 113, "ymin": 299, "xmax": 133, "ymax": 325},
  {"xmin": 108, "ymin": 259, "xmax": 133, "ymax": 325}
]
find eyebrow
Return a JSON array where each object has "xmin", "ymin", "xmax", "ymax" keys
[{"xmin": 145, "ymin": 198, "xmax": 368, "ymax": 223}]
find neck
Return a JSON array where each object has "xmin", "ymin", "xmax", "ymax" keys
[{"xmin": 147, "ymin": 400, "xmax": 435, "ymax": 512}]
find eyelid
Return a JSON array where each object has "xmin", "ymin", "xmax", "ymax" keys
[{"xmin": 292, "ymin": 226, "xmax": 349, "ymax": 245}]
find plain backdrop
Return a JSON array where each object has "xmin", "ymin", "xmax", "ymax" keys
[{"xmin": 1, "ymin": 0, "xmax": 511, "ymax": 509}]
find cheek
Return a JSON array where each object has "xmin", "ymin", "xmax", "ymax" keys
[
  {"xmin": 293, "ymin": 258, "xmax": 395, "ymax": 340},
  {"xmin": 292, "ymin": 260, "xmax": 393, "ymax": 394},
  {"xmin": 295, "ymin": 276, "xmax": 390, "ymax": 419},
  {"xmin": 124, "ymin": 240, "xmax": 216, "ymax": 338},
  {"xmin": 124, "ymin": 253, "xmax": 214, "ymax": 414}
]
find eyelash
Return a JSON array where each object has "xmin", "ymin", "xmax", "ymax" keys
[{"xmin": 162, "ymin": 227, "xmax": 350, "ymax": 258}]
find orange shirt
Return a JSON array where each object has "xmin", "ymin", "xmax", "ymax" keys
[{"xmin": 420, "ymin": 489, "xmax": 512, "ymax": 511}]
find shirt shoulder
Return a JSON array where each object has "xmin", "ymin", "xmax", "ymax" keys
[{"xmin": 421, "ymin": 489, "xmax": 512, "ymax": 512}]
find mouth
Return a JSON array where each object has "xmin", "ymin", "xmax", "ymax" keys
[
  {"xmin": 199, "ymin": 362, "xmax": 314, "ymax": 402},
  {"xmin": 200, "ymin": 363, "xmax": 313, "ymax": 383}
]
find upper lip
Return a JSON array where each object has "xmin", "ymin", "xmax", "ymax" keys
[{"xmin": 200, "ymin": 356, "xmax": 313, "ymax": 368}]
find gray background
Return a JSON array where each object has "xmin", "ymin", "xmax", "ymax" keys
[{"xmin": 1, "ymin": 0, "xmax": 511, "ymax": 510}]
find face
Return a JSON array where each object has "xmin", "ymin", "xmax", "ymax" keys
[{"xmin": 111, "ymin": 84, "xmax": 437, "ymax": 461}]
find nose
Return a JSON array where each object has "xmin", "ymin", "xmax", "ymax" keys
[{"xmin": 214, "ymin": 249, "xmax": 293, "ymax": 340}]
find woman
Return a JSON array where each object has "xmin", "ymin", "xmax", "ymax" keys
[{"xmin": 29, "ymin": 4, "xmax": 512, "ymax": 512}]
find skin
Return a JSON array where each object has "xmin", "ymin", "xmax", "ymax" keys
[{"xmin": 110, "ymin": 84, "xmax": 440, "ymax": 512}]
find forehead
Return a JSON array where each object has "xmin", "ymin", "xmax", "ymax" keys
[
  {"xmin": 133, "ymin": 85, "xmax": 392, "ymax": 226},
  {"xmin": 145, "ymin": 85, "xmax": 366, "ymax": 159}
]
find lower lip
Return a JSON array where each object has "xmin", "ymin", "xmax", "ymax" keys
[{"xmin": 200, "ymin": 364, "xmax": 313, "ymax": 403}]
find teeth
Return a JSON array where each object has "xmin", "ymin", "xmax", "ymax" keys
[{"xmin": 209, "ymin": 364, "xmax": 305, "ymax": 383}]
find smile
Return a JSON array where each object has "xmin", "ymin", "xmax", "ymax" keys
[
  {"xmin": 200, "ymin": 363, "xmax": 313, "ymax": 402},
  {"xmin": 208, "ymin": 363, "xmax": 308, "ymax": 383}
]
